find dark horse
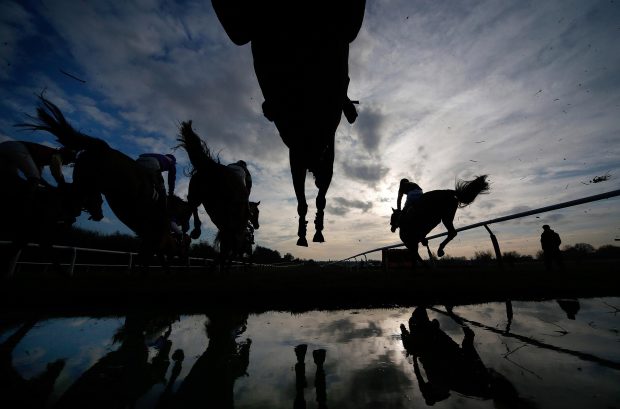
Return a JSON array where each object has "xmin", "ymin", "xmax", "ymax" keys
[
  {"xmin": 0, "ymin": 172, "xmax": 76, "ymax": 276},
  {"xmin": 20, "ymin": 96, "xmax": 172, "ymax": 270},
  {"xmin": 166, "ymin": 195, "xmax": 259, "ymax": 265},
  {"xmin": 390, "ymin": 175, "xmax": 489, "ymax": 266},
  {"xmin": 177, "ymin": 121, "xmax": 254, "ymax": 270},
  {"xmin": 212, "ymin": 0, "xmax": 366, "ymax": 246}
]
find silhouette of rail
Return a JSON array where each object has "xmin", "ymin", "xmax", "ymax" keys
[
  {"xmin": 1, "ymin": 242, "xmax": 304, "ymax": 276},
  {"xmin": 325, "ymin": 189, "xmax": 620, "ymax": 266}
]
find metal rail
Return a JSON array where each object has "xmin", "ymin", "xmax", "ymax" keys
[
  {"xmin": 324, "ymin": 189, "xmax": 620, "ymax": 266},
  {"xmin": 1, "ymin": 241, "xmax": 304, "ymax": 276}
]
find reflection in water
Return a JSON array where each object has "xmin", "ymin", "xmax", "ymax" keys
[
  {"xmin": 400, "ymin": 307, "xmax": 534, "ymax": 407},
  {"xmin": 294, "ymin": 344, "xmax": 307, "ymax": 409},
  {"xmin": 0, "ymin": 298, "xmax": 619, "ymax": 408},
  {"xmin": 292, "ymin": 345, "xmax": 329, "ymax": 409},
  {"xmin": 172, "ymin": 310, "xmax": 251, "ymax": 409},
  {"xmin": 0, "ymin": 320, "xmax": 65, "ymax": 409},
  {"xmin": 54, "ymin": 313, "xmax": 179, "ymax": 409},
  {"xmin": 557, "ymin": 299, "xmax": 581, "ymax": 320}
]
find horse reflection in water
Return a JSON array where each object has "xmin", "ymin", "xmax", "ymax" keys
[
  {"xmin": 172, "ymin": 311, "xmax": 251, "ymax": 409},
  {"xmin": 53, "ymin": 314, "xmax": 179, "ymax": 409},
  {"xmin": 0, "ymin": 321, "xmax": 65, "ymax": 409},
  {"xmin": 400, "ymin": 307, "xmax": 535, "ymax": 408},
  {"xmin": 177, "ymin": 121, "xmax": 257, "ymax": 270},
  {"xmin": 293, "ymin": 344, "xmax": 328, "ymax": 409},
  {"xmin": 390, "ymin": 175, "xmax": 489, "ymax": 267},
  {"xmin": 212, "ymin": 0, "xmax": 366, "ymax": 246},
  {"xmin": 20, "ymin": 96, "xmax": 172, "ymax": 271}
]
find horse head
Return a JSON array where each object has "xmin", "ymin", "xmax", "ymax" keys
[
  {"xmin": 390, "ymin": 208, "xmax": 401, "ymax": 233},
  {"xmin": 249, "ymin": 201, "xmax": 260, "ymax": 230},
  {"xmin": 82, "ymin": 190, "xmax": 104, "ymax": 221}
]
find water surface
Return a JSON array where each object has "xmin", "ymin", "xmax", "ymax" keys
[{"xmin": 1, "ymin": 297, "xmax": 619, "ymax": 408}]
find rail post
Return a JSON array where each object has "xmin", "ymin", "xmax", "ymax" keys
[
  {"xmin": 128, "ymin": 252, "xmax": 133, "ymax": 271},
  {"xmin": 484, "ymin": 224, "xmax": 503, "ymax": 270},
  {"xmin": 8, "ymin": 249, "xmax": 22, "ymax": 278},
  {"xmin": 69, "ymin": 247, "xmax": 77, "ymax": 276},
  {"xmin": 382, "ymin": 249, "xmax": 389, "ymax": 273}
]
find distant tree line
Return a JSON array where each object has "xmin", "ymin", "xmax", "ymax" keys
[{"xmin": 466, "ymin": 243, "xmax": 620, "ymax": 265}]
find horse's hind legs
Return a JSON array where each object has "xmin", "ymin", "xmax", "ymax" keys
[
  {"xmin": 312, "ymin": 189, "xmax": 327, "ymax": 243},
  {"xmin": 313, "ymin": 210, "xmax": 324, "ymax": 243}
]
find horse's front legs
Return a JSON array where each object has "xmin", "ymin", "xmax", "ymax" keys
[
  {"xmin": 437, "ymin": 218, "xmax": 457, "ymax": 257},
  {"xmin": 313, "ymin": 196, "xmax": 325, "ymax": 243},
  {"xmin": 297, "ymin": 203, "xmax": 309, "ymax": 247},
  {"xmin": 190, "ymin": 207, "xmax": 201, "ymax": 239}
]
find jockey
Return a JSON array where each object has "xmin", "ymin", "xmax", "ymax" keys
[
  {"xmin": 136, "ymin": 153, "xmax": 177, "ymax": 199},
  {"xmin": 0, "ymin": 140, "xmax": 75, "ymax": 188},
  {"xmin": 397, "ymin": 178, "xmax": 423, "ymax": 214},
  {"xmin": 227, "ymin": 160, "xmax": 252, "ymax": 196}
]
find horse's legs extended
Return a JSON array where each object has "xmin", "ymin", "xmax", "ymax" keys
[
  {"xmin": 190, "ymin": 207, "xmax": 201, "ymax": 239},
  {"xmin": 437, "ymin": 207, "xmax": 458, "ymax": 257},
  {"xmin": 290, "ymin": 150, "xmax": 309, "ymax": 246},
  {"xmin": 312, "ymin": 144, "xmax": 334, "ymax": 243},
  {"xmin": 403, "ymin": 240, "xmax": 424, "ymax": 271}
]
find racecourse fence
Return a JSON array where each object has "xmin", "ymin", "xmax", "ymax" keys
[
  {"xmin": 1, "ymin": 242, "xmax": 305, "ymax": 277},
  {"xmin": 325, "ymin": 189, "xmax": 620, "ymax": 267}
]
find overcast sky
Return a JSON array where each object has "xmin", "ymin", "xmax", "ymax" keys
[{"xmin": 1, "ymin": 0, "xmax": 619, "ymax": 261}]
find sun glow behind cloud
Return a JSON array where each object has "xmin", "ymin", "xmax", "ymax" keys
[{"xmin": 0, "ymin": 0, "xmax": 618, "ymax": 261}]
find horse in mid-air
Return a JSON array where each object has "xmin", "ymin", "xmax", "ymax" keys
[
  {"xmin": 177, "ymin": 121, "xmax": 255, "ymax": 270},
  {"xmin": 390, "ymin": 175, "xmax": 489, "ymax": 267},
  {"xmin": 0, "ymin": 171, "xmax": 76, "ymax": 276},
  {"xmin": 211, "ymin": 0, "xmax": 366, "ymax": 246},
  {"xmin": 19, "ymin": 96, "xmax": 173, "ymax": 271}
]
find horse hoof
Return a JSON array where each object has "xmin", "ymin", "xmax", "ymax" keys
[
  {"xmin": 297, "ymin": 237, "xmax": 308, "ymax": 247},
  {"xmin": 312, "ymin": 231, "xmax": 325, "ymax": 243},
  {"xmin": 437, "ymin": 248, "xmax": 445, "ymax": 257}
]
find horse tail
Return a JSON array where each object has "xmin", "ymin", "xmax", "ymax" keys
[
  {"xmin": 17, "ymin": 95, "xmax": 109, "ymax": 151},
  {"xmin": 177, "ymin": 121, "xmax": 216, "ymax": 175},
  {"xmin": 454, "ymin": 175, "xmax": 490, "ymax": 208}
]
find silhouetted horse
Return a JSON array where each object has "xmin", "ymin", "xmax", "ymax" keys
[
  {"xmin": 177, "ymin": 121, "xmax": 252, "ymax": 270},
  {"xmin": 212, "ymin": 0, "xmax": 366, "ymax": 246},
  {"xmin": 19, "ymin": 96, "xmax": 171, "ymax": 270},
  {"xmin": 0, "ymin": 171, "xmax": 76, "ymax": 276},
  {"xmin": 390, "ymin": 175, "xmax": 489, "ymax": 266}
]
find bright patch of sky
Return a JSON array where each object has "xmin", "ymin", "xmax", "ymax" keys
[{"xmin": 1, "ymin": 0, "xmax": 618, "ymax": 260}]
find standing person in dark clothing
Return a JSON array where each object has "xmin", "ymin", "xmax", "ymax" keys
[{"xmin": 541, "ymin": 224, "xmax": 564, "ymax": 271}]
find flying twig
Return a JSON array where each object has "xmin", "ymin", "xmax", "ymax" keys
[{"xmin": 59, "ymin": 69, "xmax": 86, "ymax": 83}]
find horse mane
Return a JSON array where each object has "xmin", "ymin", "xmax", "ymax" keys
[
  {"xmin": 177, "ymin": 121, "xmax": 217, "ymax": 175},
  {"xmin": 454, "ymin": 175, "xmax": 490, "ymax": 207},
  {"xmin": 16, "ymin": 95, "xmax": 110, "ymax": 151}
]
